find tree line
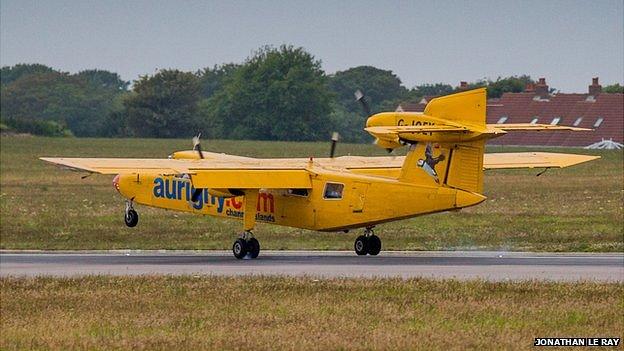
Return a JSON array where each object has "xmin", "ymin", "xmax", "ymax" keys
[{"xmin": 2, "ymin": 45, "xmax": 622, "ymax": 141}]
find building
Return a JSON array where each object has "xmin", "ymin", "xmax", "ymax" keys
[{"xmin": 396, "ymin": 78, "xmax": 624, "ymax": 147}]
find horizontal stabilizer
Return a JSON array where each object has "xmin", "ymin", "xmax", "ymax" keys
[
  {"xmin": 483, "ymin": 152, "xmax": 600, "ymax": 170},
  {"xmin": 487, "ymin": 124, "xmax": 592, "ymax": 133}
]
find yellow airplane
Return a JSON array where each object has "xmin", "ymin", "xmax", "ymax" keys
[{"xmin": 41, "ymin": 88, "xmax": 598, "ymax": 259}]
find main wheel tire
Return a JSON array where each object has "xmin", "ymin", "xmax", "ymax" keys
[
  {"xmin": 367, "ymin": 235, "xmax": 381, "ymax": 256},
  {"xmin": 248, "ymin": 237, "xmax": 260, "ymax": 259},
  {"xmin": 354, "ymin": 235, "xmax": 368, "ymax": 256},
  {"xmin": 232, "ymin": 238, "xmax": 248, "ymax": 259},
  {"xmin": 124, "ymin": 209, "xmax": 138, "ymax": 227}
]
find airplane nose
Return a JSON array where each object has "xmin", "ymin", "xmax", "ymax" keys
[
  {"xmin": 112, "ymin": 174, "xmax": 120, "ymax": 192},
  {"xmin": 365, "ymin": 115, "xmax": 378, "ymax": 128},
  {"xmin": 366, "ymin": 112, "xmax": 395, "ymax": 128}
]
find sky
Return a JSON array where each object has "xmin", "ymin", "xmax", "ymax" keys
[{"xmin": 1, "ymin": 0, "xmax": 623, "ymax": 92}]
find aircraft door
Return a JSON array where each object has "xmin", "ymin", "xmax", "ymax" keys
[{"xmin": 349, "ymin": 182, "xmax": 369, "ymax": 213}]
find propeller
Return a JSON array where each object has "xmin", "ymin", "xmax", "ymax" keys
[
  {"xmin": 192, "ymin": 132, "xmax": 204, "ymax": 159},
  {"xmin": 191, "ymin": 132, "xmax": 204, "ymax": 202},
  {"xmin": 329, "ymin": 132, "xmax": 339, "ymax": 158},
  {"xmin": 355, "ymin": 90, "xmax": 394, "ymax": 153},
  {"xmin": 354, "ymin": 90, "xmax": 372, "ymax": 117}
]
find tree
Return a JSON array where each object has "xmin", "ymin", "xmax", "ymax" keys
[
  {"xmin": 603, "ymin": 83, "xmax": 624, "ymax": 93},
  {"xmin": 203, "ymin": 45, "xmax": 333, "ymax": 141},
  {"xmin": 76, "ymin": 69, "xmax": 129, "ymax": 91},
  {"xmin": 123, "ymin": 69, "xmax": 201, "ymax": 138},
  {"xmin": 0, "ymin": 70, "xmax": 127, "ymax": 136},
  {"xmin": 197, "ymin": 64, "xmax": 240, "ymax": 98},
  {"xmin": 327, "ymin": 101, "xmax": 370, "ymax": 143},
  {"xmin": 483, "ymin": 75, "xmax": 534, "ymax": 98},
  {"xmin": 327, "ymin": 66, "xmax": 407, "ymax": 114},
  {"xmin": 411, "ymin": 83, "xmax": 454, "ymax": 98},
  {"xmin": 1, "ymin": 63, "xmax": 55, "ymax": 86}
]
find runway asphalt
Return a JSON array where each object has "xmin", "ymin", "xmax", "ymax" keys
[{"xmin": 1, "ymin": 250, "xmax": 622, "ymax": 281}]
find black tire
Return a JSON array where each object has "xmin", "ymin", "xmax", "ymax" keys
[
  {"xmin": 124, "ymin": 209, "xmax": 138, "ymax": 227},
  {"xmin": 248, "ymin": 238, "xmax": 260, "ymax": 259},
  {"xmin": 354, "ymin": 235, "xmax": 368, "ymax": 256},
  {"xmin": 367, "ymin": 235, "xmax": 381, "ymax": 256},
  {"xmin": 232, "ymin": 238, "xmax": 248, "ymax": 259}
]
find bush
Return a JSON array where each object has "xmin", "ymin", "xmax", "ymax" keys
[{"xmin": 1, "ymin": 118, "xmax": 73, "ymax": 137}]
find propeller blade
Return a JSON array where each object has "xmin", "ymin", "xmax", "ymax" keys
[
  {"xmin": 354, "ymin": 90, "xmax": 372, "ymax": 117},
  {"xmin": 192, "ymin": 133, "xmax": 204, "ymax": 159},
  {"xmin": 330, "ymin": 132, "xmax": 339, "ymax": 158}
]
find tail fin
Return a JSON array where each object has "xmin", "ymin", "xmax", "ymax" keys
[
  {"xmin": 399, "ymin": 88, "xmax": 487, "ymax": 193},
  {"xmin": 398, "ymin": 140, "xmax": 485, "ymax": 194},
  {"xmin": 424, "ymin": 88, "xmax": 486, "ymax": 130}
]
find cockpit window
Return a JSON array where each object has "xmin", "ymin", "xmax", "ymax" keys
[{"xmin": 323, "ymin": 183, "xmax": 344, "ymax": 199}]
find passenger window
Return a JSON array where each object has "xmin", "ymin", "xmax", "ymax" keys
[{"xmin": 323, "ymin": 183, "xmax": 344, "ymax": 200}]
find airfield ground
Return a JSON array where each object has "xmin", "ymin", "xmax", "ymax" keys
[
  {"xmin": 1, "ymin": 136, "xmax": 622, "ymax": 349},
  {"xmin": 1, "ymin": 135, "xmax": 622, "ymax": 252},
  {"xmin": 1, "ymin": 276, "xmax": 622, "ymax": 350}
]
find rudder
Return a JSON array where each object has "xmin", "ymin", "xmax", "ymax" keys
[{"xmin": 424, "ymin": 88, "xmax": 486, "ymax": 130}]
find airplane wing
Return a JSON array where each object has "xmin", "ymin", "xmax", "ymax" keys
[
  {"xmin": 486, "ymin": 124, "xmax": 591, "ymax": 132},
  {"xmin": 41, "ymin": 157, "xmax": 192, "ymax": 174},
  {"xmin": 40, "ymin": 157, "xmax": 313, "ymax": 189},
  {"xmin": 365, "ymin": 125, "xmax": 468, "ymax": 135},
  {"xmin": 483, "ymin": 152, "xmax": 600, "ymax": 170}
]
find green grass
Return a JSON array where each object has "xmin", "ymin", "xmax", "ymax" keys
[
  {"xmin": 1, "ymin": 276, "xmax": 622, "ymax": 350},
  {"xmin": 1, "ymin": 135, "xmax": 622, "ymax": 251}
]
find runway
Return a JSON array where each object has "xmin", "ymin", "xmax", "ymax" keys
[{"xmin": 2, "ymin": 250, "xmax": 622, "ymax": 281}]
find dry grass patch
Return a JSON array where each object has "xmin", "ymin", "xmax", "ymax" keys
[{"xmin": 1, "ymin": 276, "xmax": 622, "ymax": 350}]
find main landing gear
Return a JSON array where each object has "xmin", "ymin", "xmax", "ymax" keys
[
  {"xmin": 232, "ymin": 231, "xmax": 260, "ymax": 259},
  {"xmin": 124, "ymin": 200, "xmax": 139, "ymax": 227},
  {"xmin": 354, "ymin": 227, "xmax": 381, "ymax": 256}
]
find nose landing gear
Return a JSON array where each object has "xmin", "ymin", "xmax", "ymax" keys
[
  {"xmin": 232, "ymin": 231, "xmax": 260, "ymax": 259},
  {"xmin": 354, "ymin": 227, "xmax": 381, "ymax": 256},
  {"xmin": 124, "ymin": 200, "xmax": 139, "ymax": 227}
]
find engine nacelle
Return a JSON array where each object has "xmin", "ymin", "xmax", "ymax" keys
[
  {"xmin": 374, "ymin": 138, "xmax": 402, "ymax": 150},
  {"xmin": 170, "ymin": 150, "xmax": 204, "ymax": 159}
]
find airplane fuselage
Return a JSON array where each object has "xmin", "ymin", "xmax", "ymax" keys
[{"xmin": 115, "ymin": 168, "xmax": 485, "ymax": 232}]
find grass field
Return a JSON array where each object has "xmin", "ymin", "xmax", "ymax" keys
[
  {"xmin": 0, "ymin": 135, "xmax": 622, "ymax": 251},
  {"xmin": 1, "ymin": 276, "xmax": 622, "ymax": 350}
]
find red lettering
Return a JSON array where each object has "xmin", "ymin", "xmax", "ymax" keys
[
  {"xmin": 230, "ymin": 197, "xmax": 243, "ymax": 210},
  {"xmin": 257, "ymin": 193, "xmax": 275, "ymax": 213}
]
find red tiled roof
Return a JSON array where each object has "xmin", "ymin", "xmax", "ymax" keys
[
  {"xmin": 396, "ymin": 95, "xmax": 439, "ymax": 112},
  {"xmin": 486, "ymin": 92, "xmax": 623, "ymax": 147}
]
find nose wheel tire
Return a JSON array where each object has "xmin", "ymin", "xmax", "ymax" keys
[
  {"xmin": 124, "ymin": 209, "xmax": 139, "ymax": 227},
  {"xmin": 354, "ymin": 234, "xmax": 381, "ymax": 256}
]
